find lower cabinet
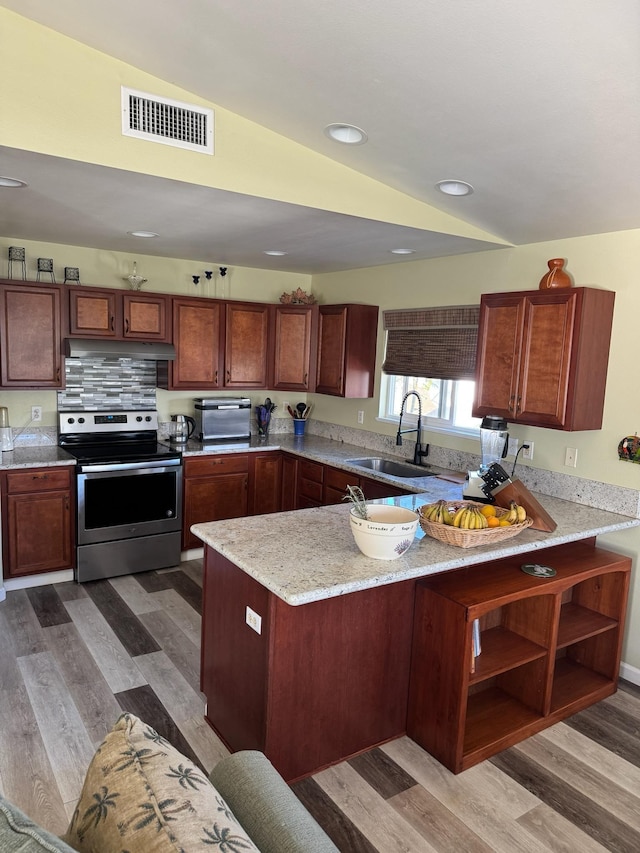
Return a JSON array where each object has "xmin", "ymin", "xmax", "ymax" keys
[
  {"xmin": 304, "ymin": 460, "xmax": 407, "ymax": 508},
  {"xmin": 248, "ymin": 452, "xmax": 282, "ymax": 515},
  {"xmin": 1, "ymin": 467, "xmax": 74, "ymax": 578},
  {"xmin": 182, "ymin": 455, "xmax": 249, "ymax": 549},
  {"xmin": 407, "ymin": 540, "xmax": 631, "ymax": 773}
]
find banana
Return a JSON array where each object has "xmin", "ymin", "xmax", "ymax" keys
[
  {"xmin": 441, "ymin": 504, "xmax": 454, "ymax": 526},
  {"xmin": 452, "ymin": 506, "xmax": 466, "ymax": 528},
  {"xmin": 516, "ymin": 503, "xmax": 527, "ymax": 523},
  {"xmin": 505, "ymin": 501, "xmax": 518, "ymax": 524}
]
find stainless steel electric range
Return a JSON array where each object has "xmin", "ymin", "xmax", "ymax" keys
[{"xmin": 59, "ymin": 410, "xmax": 183, "ymax": 583}]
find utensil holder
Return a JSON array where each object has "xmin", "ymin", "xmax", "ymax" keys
[{"xmin": 293, "ymin": 419, "xmax": 306, "ymax": 436}]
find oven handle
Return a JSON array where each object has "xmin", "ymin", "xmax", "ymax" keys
[{"xmin": 77, "ymin": 458, "xmax": 182, "ymax": 473}]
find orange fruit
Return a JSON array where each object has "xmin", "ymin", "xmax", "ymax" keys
[
  {"xmin": 480, "ymin": 504, "xmax": 497, "ymax": 518},
  {"xmin": 487, "ymin": 516, "xmax": 501, "ymax": 528}
]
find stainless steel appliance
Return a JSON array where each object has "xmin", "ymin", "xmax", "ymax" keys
[
  {"xmin": 59, "ymin": 410, "xmax": 183, "ymax": 583},
  {"xmin": 193, "ymin": 397, "xmax": 251, "ymax": 442},
  {"xmin": 169, "ymin": 413, "xmax": 196, "ymax": 445}
]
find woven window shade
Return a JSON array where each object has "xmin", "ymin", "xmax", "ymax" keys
[{"xmin": 382, "ymin": 305, "xmax": 479, "ymax": 380}]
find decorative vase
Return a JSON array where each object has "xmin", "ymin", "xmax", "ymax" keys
[{"xmin": 539, "ymin": 258, "xmax": 572, "ymax": 290}]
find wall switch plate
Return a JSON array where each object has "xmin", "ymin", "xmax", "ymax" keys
[
  {"xmin": 565, "ymin": 447, "xmax": 578, "ymax": 468},
  {"xmin": 357, "ymin": 410, "xmax": 364, "ymax": 424},
  {"xmin": 31, "ymin": 406, "xmax": 42, "ymax": 423},
  {"xmin": 507, "ymin": 437, "xmax": 519, "ymax": 456},
  {"xmin": 522, "ymin": 441, "xmax": 534, "ymax": 460},
  {"xmin": 245, "ymin": 605, "xmax": 262, "ymax": 634}
]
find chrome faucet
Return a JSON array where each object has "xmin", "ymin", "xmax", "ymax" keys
[{"xmin": 396, "ymin": 391, "xmax": 430, "ymax": 466}]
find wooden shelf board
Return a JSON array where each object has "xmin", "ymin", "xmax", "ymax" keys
[
  {"xmin": 470, "ymin": 626, "xmax": 547, "ymax": 685},
  {"xmin": 557, "ymin": 602, "xmax": 617, "ymax": 649},
  {"xmin": 463, "ymin": 686, "xmax": 542, "ymax": 757},
  {"xmin": 550, "ymin": 658, "xmax": 613, "ymax": 712}
]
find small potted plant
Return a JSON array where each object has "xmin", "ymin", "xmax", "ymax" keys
[{"xmin": 343, "ymin": 485, "xmax": 419, "ymax": 560}]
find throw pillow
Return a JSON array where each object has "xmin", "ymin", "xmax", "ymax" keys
[
  {"xmin": 63, "ymin": 712, "xmax": 259, "ymax": 852},
  {"xmin": 0, "ymin": 795, "xmax": 77, "ymax": 852}
]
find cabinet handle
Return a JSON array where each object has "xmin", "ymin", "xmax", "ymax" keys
[
  {"xmin": 516, "ymin": 396, "xmax": 521, "ymax": 413},
  {"xmin": 215, "ymin": 370, "xmax": 218, "ymax": 384},
  {"xmin": 125, "ymin": 318, "xmax": 129, "ymax": 333},
  {"xmin": 226, "ymin": 370, "xmax": 230, "ymax": 382},
  {"xmin": 110, "ymin": 315, "xmax": 115, "ymax": 331},
  {"xmin": 32, "ymin": 473, "xmax": 48, "ymax": 480},
  {"xmin": 508, "ymin": 396, "xmax": 515, "ymax": 413},
  {"xmin": 303, "ymin": 372, "xmax": 308, "ymax": 386}
]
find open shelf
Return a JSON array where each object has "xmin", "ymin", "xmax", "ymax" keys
[
  {"xmin": 557, "ymin": 602, "xmax": 617, "ymax": 649},
  {"xmin": 550, "ymin": 657, "xmax": 614, "ymax": 712},
  {"xmin": 470, "ymin": 626, "xmax": 546, "ymax": 684},
  {"xmin": 464, "ymin": 686, "xmax": 543, "ymax": 759}
]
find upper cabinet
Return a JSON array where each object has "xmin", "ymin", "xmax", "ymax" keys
[
  {"xmin": 272, "ymin": 304, "xmax": 318, "ymax": 392},
  {"xmin": 224, "ymin": 301, "xmax": 271, "ymax": 389},
  {"xmin": 159, "ymin": 297, "xmax": 224, "ymax": 390},
  {"xmin": 316, "ymin": 304, "xmax": 379, "ymax": 398},
  {"xmin": 473, "ymin": 287, "xmax": 615, "ymax": 430},
  {"xmin": 0, "ymin": 281, "xmax": 63, "ymax": 388},
  {"xmin": 68, "ymin": 288, "xmax": 171, "ymax": 341}
]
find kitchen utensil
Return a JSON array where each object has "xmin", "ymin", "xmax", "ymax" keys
[
  {"xmin": 296, "ymin": 403, "xmax": 306, "ymax": 418},
  {"xmin": 170, "ymin": 414, "xmax": 196, "ymax": 444}
]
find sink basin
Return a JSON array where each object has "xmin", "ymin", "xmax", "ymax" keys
[{"xmin": 345, "ymin": 457, "xmax": 436, "ymax": 478}]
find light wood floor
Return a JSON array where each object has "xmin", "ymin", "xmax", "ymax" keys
[{"xmin": 1, "ymin": 560, "xmax": 639, "ymax": 852}]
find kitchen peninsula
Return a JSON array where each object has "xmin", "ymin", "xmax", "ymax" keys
[{"xmin": 193, "ymin": 486, "xmax": 639, "ymax": 781}]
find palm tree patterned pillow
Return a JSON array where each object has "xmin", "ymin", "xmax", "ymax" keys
[{"xmin": 64, "ymin": 713, "xmax": 259, "ymax": 852}]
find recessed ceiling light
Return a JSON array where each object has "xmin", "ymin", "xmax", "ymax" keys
[
  {"xmin": 436, "ymin": 180, "xmax": 474, "ymax": 196},
  {"xmin": 128, "ymin": 230, "xmax": 159, "ymax": 238},
  {"xmin": 0, "ymin": 176, "xmax": 27, "ymax": 188},
  {"xmin": 390, "ymin": 248, "xmax": 415, "ymax": 255},
  {"xmin": 324, "ymin": 123, "xmax": 368, "ymax": 145},
  {"xmin": 264, "ymin": 250, "xmax": 287, "ymax": 256}
]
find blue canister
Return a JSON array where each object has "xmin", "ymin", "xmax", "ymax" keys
[{"xmin": 293, "ymin": 419, "xmax": 306, "ymax": 436}]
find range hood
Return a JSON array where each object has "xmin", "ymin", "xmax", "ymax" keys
[{"xmin": 65, "ymin": 338, "xmax": 176, "ymax": 360}]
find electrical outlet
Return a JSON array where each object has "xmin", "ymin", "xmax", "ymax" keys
[
  {"xmin": 522, "ymin": 441, "xmax": 534, "ymax": 460},
  {"xmin": 565, "ymin": 447, "xmax": 578, "ymax": 468},
  {"xmin": 283, "ymin": 401, "xmax": 290, "ymax": 415},
  {"xmin": 507, "ymin": 437, "xmax": 519, "ymax": 456},
  {"xmin": 357, "ymin": 410, "xmax": 364, "ymax": 424},
  {"xmin": 245, "ymin": 605, "xmax": 262, "ymax": 635},
  {"xmin": 31, "ymin": 406, "xmax": 42, "ymax": 423}
]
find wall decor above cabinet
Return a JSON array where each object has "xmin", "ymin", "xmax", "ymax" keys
[{"xmin": 473, "ymin": 287, "xmax": 614, "ymax": 431}]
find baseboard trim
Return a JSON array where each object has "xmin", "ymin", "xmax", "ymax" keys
[
  {"xmin": 3, "ymin": 569, "xmax": 74, "ymax": 591},
  {"xmin": 620, "ymin": 661, "xmax": 640, "ymax": 686}
]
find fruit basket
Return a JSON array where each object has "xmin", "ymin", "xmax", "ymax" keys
[{"xmin": 418, "ymin": 500, "xmax": 533, "ymax": 548}]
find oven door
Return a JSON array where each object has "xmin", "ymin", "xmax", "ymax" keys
[{"xmin": 77, "ymin": 459, "xmax": 182, "ymax": 546}]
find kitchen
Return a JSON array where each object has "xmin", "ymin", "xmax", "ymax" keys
[{"xmin": 1, "ymin": 3, "xmax": 640, "ymax": 849}]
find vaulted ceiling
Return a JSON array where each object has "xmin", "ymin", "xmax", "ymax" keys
[{"xmin": 2, "ymin": 1, "xmax": 639, "ymax": 273}]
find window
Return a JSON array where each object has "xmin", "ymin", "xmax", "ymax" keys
[{"xmin": 381, "ymin": 373, "xmax": 481, "ymax": 436}]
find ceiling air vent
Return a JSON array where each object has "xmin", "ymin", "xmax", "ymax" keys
[{"xmin": 121, "ymin": 87, "xmax": 214, "ymax": 154}]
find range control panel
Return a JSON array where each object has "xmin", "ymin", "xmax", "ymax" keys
[{"xmin": 58, "ymin": 410, "xmax": 159, "ymax": 435}]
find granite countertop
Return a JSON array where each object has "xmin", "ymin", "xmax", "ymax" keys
[
  {"xmin": 192, "ymin": 489, "xmax": 640, "ymax": 606},
  {"xmin": 0, "ymin": 446, "xmax": 76, "ymax": 469}
]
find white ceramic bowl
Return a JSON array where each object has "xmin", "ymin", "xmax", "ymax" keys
[{"xmin": 350, "ymin": 505, "xmax": 419, "ymax": 560}]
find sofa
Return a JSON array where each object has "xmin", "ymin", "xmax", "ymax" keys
[{"xmin": 0, "ymin": 713, "xmax": 338, "ymax": 852}]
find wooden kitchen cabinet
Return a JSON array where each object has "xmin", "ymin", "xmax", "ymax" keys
[
  {"xmin": 68, "ymin": 287, "xmax": 171, "ymax": 341},
  {"xmin": 1, "ymin": 467, "xmax": 75, "ymax": 578},
  {"xmin": 272, "ymin": 304, "xmax": 318, "ymax": 392},
  {"xmin": 249, "ymin": 452, "xmax": 282, "ymax": 515},
  {"xmin": 280, "ymin": 453, "xmax": 298, "ymax": 511},
  {"xmin": 182, "ymin": 454, "xmax": 248, "ymax": 549},
  {"xmin": 0, "ymin": 281, "xmax": 63, "ymax": 388},
  {"xmin": 315, "ymin": 304, "xmax": 379, "ymax": 398},
  {"xmin": 473, "ymin": 287, "xmax": 615, "ymax": 430},
  {"xmin": 159, "ymin": 297, "xmax": 224, "ymax": 391},
  {"xmin": 224, "ymin": 301, "xmax": 271, "ymax": 389},
  {"xmin": 407, "ymin": 540, "xmax": 630, "ymax": 774}
]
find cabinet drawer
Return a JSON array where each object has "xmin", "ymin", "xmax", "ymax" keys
[
  {"xmin": 325, "ymin": 466, "xmax": 358, "ymax": 491},
  {"xmin": 184, "ymin": 454, "xmax": 249, "ymax": 477},
  {"xmin": 299, "ymin": 459, "xmax": 323, "ymax": 484},
  {"xmin": 299, "ymin": 477, "xmax": 323, "ymax": 503},
  {"xmin": 6, "ymin": 468, "xmax": 72, "ymax": 494}
]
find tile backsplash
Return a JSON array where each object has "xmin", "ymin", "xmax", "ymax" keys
[{"xmin": 57, "ymin": 357, "xmax": 157, "ymax": 411}]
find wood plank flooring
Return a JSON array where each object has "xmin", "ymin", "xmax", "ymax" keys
[{"xmin": 1, "ymin": 559, "xmax": 639, "ymax": 851}]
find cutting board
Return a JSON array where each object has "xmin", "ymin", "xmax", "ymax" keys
[{"xmin": 493, "ymin": 479, "xmax": 557, "ymax": 532}]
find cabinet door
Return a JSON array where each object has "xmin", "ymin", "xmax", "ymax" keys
[
  {"xmin": 165, "ymin": 298, "xmax": 224, "ymax": 390},
  {"xmin": 249, "ymin": 452, "xmax": 282, "ymax": 515},
  {"xmin": 183, "ymin": 472, "xmax": 248, "ymax": 549},
  {"xmin": 225, "ymin": 302, "xmax": 270, "ymax": 388},
  {"xmin": 4, "ymin": 486, "xmax": 73, "ymax": 577},
  {"xmin": 68, "ymin": 288, "xmax": 119, "ymax": 337},
  {"xmin": 360, "ymin": 476, "xmax": 407, "ymax": 500},
  {"xmin": 316, "ymin": 304, "xmax": 378, "ymax": 398},
  {"xmin": 473, "ymin": 293, "xmax": 523, "ymax": 422},
  {"xmin": 272, "ymin": 305, "xmax": 317, "ymax": 391},
  {"xmin": 280, "ymin": 453, "xmax": 298, "ymax": 511},
  {"xmin": 123, "ymin": 293, "xmax": 170, "ymax": 340},
  {"xmin": 0, "ymin": 283, "xmax": 63, "ymax": 388}
]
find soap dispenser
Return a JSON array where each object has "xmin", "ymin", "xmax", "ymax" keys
[{"xmin": 0, "ymin": 407, "xmax": 14, "ymax": 451}]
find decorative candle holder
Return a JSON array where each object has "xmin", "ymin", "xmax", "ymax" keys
[
  {"xmin": 64, "ymin": 267, "xmax": 80, "ymax": 284},
  {"xmin": 8, "ymin": 246, "xmax": 26, "ymax": 279},
  {"xmin": 36, "ymin": 258, "xmax": 55, "ymax": 282}
]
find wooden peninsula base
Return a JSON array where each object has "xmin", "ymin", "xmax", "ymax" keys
[{"xmin": 200, "ymin": 539, "xmax": 631, "ymax": 781}]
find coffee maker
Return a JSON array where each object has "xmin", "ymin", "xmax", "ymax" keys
[{"xmin": 463, "ymin": 415, "xmax": 509, "ymax": 501}]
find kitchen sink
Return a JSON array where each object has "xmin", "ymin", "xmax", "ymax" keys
[{"xmin": 345, "ymin": 457, "xmax": 436, "ymax": 478}]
